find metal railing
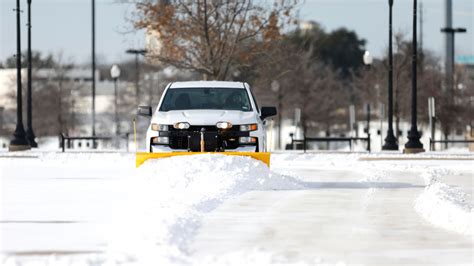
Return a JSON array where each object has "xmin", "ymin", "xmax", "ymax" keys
[
  {"xmin": 60, "ymin": 133, "xmax": 130, "ymax": 152},
  {"xmin": 290, "ymin": 134, "xmax": 371, "ymax": 152},
  {"xmin": 429, "ymin": 138, "xmax": 474, "ymax": 151}
]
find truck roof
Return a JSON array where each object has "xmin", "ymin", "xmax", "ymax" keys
[{"xmin": 169, "ymin": 81, "xmax": 246, "ymax": 89}]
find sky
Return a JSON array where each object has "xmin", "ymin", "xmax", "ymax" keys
[{"xmin": 0, "ymin": 0, "xmax": 472, "ymax": 65}]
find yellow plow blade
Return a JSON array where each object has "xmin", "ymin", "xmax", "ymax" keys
[{"xmin": 136, "ymin": 152, "xmax": 271, "ymax": 168}]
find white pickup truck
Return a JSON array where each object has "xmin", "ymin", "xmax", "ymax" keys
[{"xmin": 138, "ymin": 81, "xmax": 277, "ymax": 153}]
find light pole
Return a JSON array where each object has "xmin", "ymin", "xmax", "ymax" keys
[
  {"xmin": 126, "ymin": 49, "xmax": 147, "ymax": 105},
  {"xmin": 404, "ymin": 0, "xmax": 424, "ymax": 153},
  {"xmin": 382, "ymin": 0, "xmax": 399, "ymax": 151},
  {"xmin": 271, "ymin": 80, "xmax": 281, "ymax": 150},
  {"xmin": 363, "ymin": 51, "xmax": 373, "ymax": 151},
  {"xmin": 442, "ymin": 0, "xmax": 467, "ymax": 96},
  {"xmin": 25, "ymin": 0, "xmax": 37, "ymax": 148},
  {"xmin": 470, "ymin": 95, "xmax": 473, "ymax": 137},
  {"xmin": 441, "ymin": 27, "xmax": 467, "ymax": 96},
  {"xmin": 91, "ymin": 0, "xmax": 96, "ymax": 143},
  {"xmin": 144, "ymin": 74, "xmax": 151, "ymax": 106},
  {"xmin": 375, "ymin": 83, "xmax": 385, "ymax": 149},
  {"xmin": 70, "ymin": 88, "xmax": 80, "ymax": 134},
  {"xmin": 110, "ymin": 65, "xmax": 121, "ymax": 136},
  {"xmin": 9, "ymin": 0, "xmax": 30, "ymax": 152}
]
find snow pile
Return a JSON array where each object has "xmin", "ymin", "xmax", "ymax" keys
[
  {"xmin": 415, "ymin": 170, "xmax": 473, "ymax": 236},
  {"xmin": 273, "ymin": 152, "xmax": 474, "ymax": 237},
  {"xmin": 197, "ymin": 247, "xmax": 346, "ymax": 266},
  {"xmin": 271, "ymin": 153, "xmax": 362, "ymax": 171},
  {"xmin": 3, "ymin": 151, "xmax": 472, "ymax": 265},
  {"xmin": 101, "ymin": 154, "xmax": 302, "ymax": 265},
  {"xmin": 1, "ymin": 153, "xmax": 303, "ymax": 266},
  {"xmin": 138, "ymin": 153, "xmax": 301, "ymax": 195}
]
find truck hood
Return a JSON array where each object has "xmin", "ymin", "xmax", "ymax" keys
[{"xmin": 152, "ymin": 110, "xmax": 258, "ymax": 125}]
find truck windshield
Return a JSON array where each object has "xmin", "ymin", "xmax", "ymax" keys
[{"xmin": 159, "ymin": 88, "xmax": 253, "ymax": 112}]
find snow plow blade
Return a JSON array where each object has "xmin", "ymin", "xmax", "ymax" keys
[{"xmin": 136, "ymin": 152, "xmax": 271, "ymax": 168}]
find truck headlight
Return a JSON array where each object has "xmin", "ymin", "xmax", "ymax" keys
[
  {"xmin": 239, "ymin": 137, "xmax": 257, "ymax": 144},
  {"xmin": 216, "ymin": 121, "xmax": 233, "ymax": 129},
  {"xmin": 240, "ymin": 124, "xmax": 257, "ymax": 131},
  {"xmin": 151, "ymin": 137, "xmax": 169, "ymax": 144},
  {"xmin": 152, "ymin": 124, "xmax": 169, "ymax": 131},
  {"xmin": 174, "ymin": 122, "xmax": 190, "ymax": 130}
]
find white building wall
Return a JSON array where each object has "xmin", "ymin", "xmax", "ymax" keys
[{"xmin": 0, "ymin": 69, "xmax": 25, "ymax": 109}]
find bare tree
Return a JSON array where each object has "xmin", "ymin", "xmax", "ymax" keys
[
  {"xmin": 301, "ymin": 64, "xmax": 348, "ymax": 135},
  {"xmin": 6, "ymin": 53, "xmax": 78, "ymax": 136},
  {"xmin": 134, "ymin": 0, "xmax": 298, "ymax": 80},
  {"xmin": 392, "ymin": 32, "xmax": 411, "ymax": 140},
  {"xmin": 52, "ymin": 53, "xmax": 75, "ymax": 134},
  {"xmin": 436, "ymin": 63, "xmax": 474, "ymax": 140},
  {"xmin": 253, "ymin": 42, "xmax": 347, "ymax": 137}
]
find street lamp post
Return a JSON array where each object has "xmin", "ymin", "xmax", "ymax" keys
[
  {"xmin": 91, "ymin": 0, "xmax": 96, "ymax": 143},
  {"xmin": 382, "ymin": 0, "xmax": 399, "ymax": 151},
  {"xmin": 363, "ymin": 51, "xmax": 373, "ymax": 152},
  {"xmin": 440, "ymin": 27, "xmax": 467, "ymax": 96},
  {"xmin": 26, "ymin": 0, "xmax": 37, "ymax": 148},
  {"xmin": 9, "ymin": 0, "xmax": 30, "ymax": 152},
  {"xmin": 110, "ymin": 65, "xmax": 121, "ymax": 136},
  {"xmin": 404, "ymin": 0, "xmax": 424, "ymax": 153},
  {"xmin": 271, "ymin": 80, "xmax": 281, "ymax": 150},
  {"xmin": 126, "ymin": 49, "xmax": 147, "ymax": 105},
  {"xmin": 441, "ymin": 0, "xmax": 467, "ymax": 96}
]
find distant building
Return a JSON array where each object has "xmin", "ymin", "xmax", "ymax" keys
[
  {"xmin": 0, "ymin": 68, "xmax": 136, "ymax": 138},
  {"xmin": 298, "ymin": 21, "xmax": 315, "ymax": 32},
  {"xmin": 146, "ymin": 26, "xmax": 162, "ymax": 58},
  {"xmin": 144, "ymin": 0, "xmax": 172, "ymax": 60}
]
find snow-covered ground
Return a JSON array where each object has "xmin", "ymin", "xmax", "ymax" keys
[{"xmin": 0, "ymin": 151, "xmax": 472, "ymax": 265}]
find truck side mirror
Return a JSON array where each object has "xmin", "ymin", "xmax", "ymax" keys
[
  {"xmin": 260, "ymin": 106, "xmax": 277, "ymax": 120},
  {"xmin": 137, "ymin": 106, "xmax": 152, "ymax": 117}
]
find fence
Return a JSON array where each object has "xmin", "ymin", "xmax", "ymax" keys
[
  {"xmin": 290, "ymin": 135, "xmax": 371, "ymax": 152},
  {"xmin": 60, "ymin": 133, "xmax": 130, "ymax": 152},
  {"xmin": 429, "ymin": 138, "xmax": 474, "ymax": 151}
]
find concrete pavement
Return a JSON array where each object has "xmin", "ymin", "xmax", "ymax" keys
[{"xmin": 190, "ymin": 168, "xmax": 473, "ymax": 265}]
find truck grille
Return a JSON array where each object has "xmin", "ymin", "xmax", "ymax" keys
[{"xmin": 168, "ymin": 125, "xmax": 241, "ymax": 150}]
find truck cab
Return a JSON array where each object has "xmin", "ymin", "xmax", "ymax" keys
[{"xmin": 138, "ymin": 81, "xmax": 276, "ymax": 153}]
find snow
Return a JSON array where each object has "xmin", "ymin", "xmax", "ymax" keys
[
  {"xmin": 415, "ymin": 169, "xmax": 473, "ymax": 236},
  {"xmin": 272, "ymin": 152, "xmax": 474, "ymax": 238},
  {"xmin": 1, "ymin": 153, "xmax": 302, "ymax": 265},
  {"xmin": 194, "ymin": 248, "xmax": 346, "ymax": 266},
  {"xmin": 1, "ymin": 151, "xmax": 473, "ymax": 265},
  {"xmin": 104, "ymin": 154, "xmax": 302, "ymax": 265}
]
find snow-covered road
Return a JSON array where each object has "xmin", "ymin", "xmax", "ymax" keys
[
  {"xmin": 0, "ymin": 152, "xmax": 472, "ymax": 265},
  {"xmin": 191, "ymin": 167, "xmax": 472, "ymax": 265}
]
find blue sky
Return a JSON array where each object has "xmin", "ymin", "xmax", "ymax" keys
[{"xmin": 0, "ymin": 0, "xmax": 472, "ymax": 65}]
